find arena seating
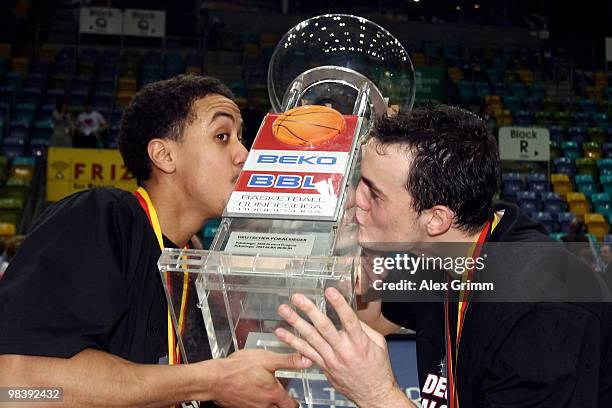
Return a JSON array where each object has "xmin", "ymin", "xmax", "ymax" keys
[{"xmin": 0, "ymin": 30, "xmax": 611, "ymax": 241}]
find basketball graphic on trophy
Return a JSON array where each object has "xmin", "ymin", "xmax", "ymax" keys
[{"xmin": 272, "ymin": 105, "xmax": 346, "ymax": 148}]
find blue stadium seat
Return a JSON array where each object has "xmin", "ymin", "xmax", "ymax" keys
[
  {"xmin": 568, "ymin": 126, "xmax": 587, "ymax": 144},
  {"xmin": 1, "ymin": 144, "xmax": 25, "ymax": 161},
  {"xmin": 68, "ymin": 89, "xmax": 89, "ymax": 105},
  {"xmin": 8, "ymin": 121, "xmax": 30, "ymax": 143},
  {"xmin": 502, "ymin": 172, "xmax": 523, "ymax": 200},
  {"xmin": 579, "ymin": 98, "xmax": 597, "ymax": 114},
  {"xmin": 557, "ymin": 212, "xmax": 577, "ymax": 233},
  {"xmin": 603, "ymin": 143, "xmax": 612, "ymax": 159},
  {"xmin": 80, "ymin": 48, "xmax": 98, "ymax": 62},
  {"xmin": 57, "ymin": 47, "xmax": 76, "ymax": 62},
  {"xmin": 561, "ymin": 141, "xmax": 582, "ymax": 159},
  {"xmin": 32, "ymin": 120, "xmax": 53, "ymax": 142},
  {"xmin": 0, "ymin": 86, "xmax": 15, "ymax": 104},
  {"xmin": 110, "ymin": 107, "xmax": 124, "ymax": 125},
  {"xmin": 95, "ymin": 79, "xmax": 115, "ymax": 93},
  {"xmin": 598, "ymin": 158, "xmax": 612, "ymax": 174},
  {"xmin": 532, "ymin": 211, "xmax": 555, "ymax": 233},
  {"xmin": 19, "ymin": 87, "xmax": 42, "ymax": 104},
  {"xmin": 44, "ymin": 89, "xmax": 66, "ymax": 105},
  {"xmin": 548, "ymin": 125, "xmax": 566, "ymax": 143},
  {"xmin": 573, "ymin": 112, "xmax": 591, "ymax": 127},
  {"xmin": 601, "ymin": 175, "xmax": 612, "ymax": 195},
  {"xmin": 517, "ymin": 191, "xmax": 539, "ymax": 214},
  {"xmin": 494, "ymin": 82, "xmax": 512, "ymax": 97},
  {"xmin": 28, "ymin": 60, "xmax": 50, "ymax": 75},
  {"xmin": 575, "ymin": 174, "xmax": 598, "ymax": 197},
  {"xmin": 514, "ymin": 110, "xmax": 533, "ymax": 126},
  {"xmin": 511, "ymin": 82, "xmax": 528, "ymax": 98},
  {"xmin": 542, "ymin": 192, "xmax": 566, "ymax": 213},
  {"xmin": 0, "ymin": 102, "xmax": 10, "ymax": 118},
  {"xmin": 23, "ymin": 73, "xmax": 47, "ymax": 90},
  {"xmin": 528, "ymin": 173, "xmax": 548, "ymax": 193},
  {"xmin": 554, "ymin": 157, "xmax": 576, "ymax": 176},
  {"xmin": 72, "ymin": 78, "xmax": 92, "ymax": 92},
  {"xmin": 52, "ymin": 61, "xmax": 72, "ymax": 76},
  {"xmin": 503, "ymin": 95, "xmax": 523, "ymax": 113},
  {"xmin": 14, "ymin": 103, "xmax": 36, "ymax": 123},
  {"xmin": 592, "ymin": 193, "xmax": 612, "ymax": 218},
  {"xmin": 525, "ymin": 95, "xmax": 542, "ymax": 111},
  {"xmin": 456, "ymin": 81, "xmax": 476, "ymax": 103},
  {"xmin": 593, "ymin": 113, "xmax": 610, "ymax": 128},
  {"xmin": 93, "ymin": 92, "xmax": 113, "ymax": 107},
  {"xmin": 37, "ymin": 103, "xmax": 54, "ymax": 121}
]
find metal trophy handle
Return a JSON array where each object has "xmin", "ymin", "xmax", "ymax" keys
[
  {"xmin": 281, "ymin": 66, "xmax": 387, "ymax": 115},
  {"xmin": 159, "ymin": 14, "xmax": 415, "ymax": 407}
]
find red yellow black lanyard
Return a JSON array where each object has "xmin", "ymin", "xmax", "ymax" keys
[
  {"xmin": 444, "ymin": 217, "xmax": 495, "ymax": 408},
  {"xmin": 134, "ymin": 187, "xmax": 189, "ymax": 366}
]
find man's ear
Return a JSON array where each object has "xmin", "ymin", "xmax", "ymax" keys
[
  {"xmin": 147, "ymin": 138, "xmax": 176, "ymax": 175},
  {"xmin": 424, "ymin": 205, "xmax": 454, "ymax": 237}
]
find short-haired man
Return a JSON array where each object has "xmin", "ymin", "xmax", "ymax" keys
[
  {"xmin": 0, "ymin": 75, "xmax": 310, "ymax": 407},
  {"xmin": 276, "ymin": 105, "xmax": 612, "ymax": 407}
]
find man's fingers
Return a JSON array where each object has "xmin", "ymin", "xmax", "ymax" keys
[
  {"xmin": 291, "ymin": 294, "xmax": 341, "ymax": 346},
  {"xmin": 275, "ymin": 327, "xmax": 325, "ymax": 369},
  {"xmin": 278, "ymin": 303, "xmax": 337, "ymax": 363},
  {"xmin": 359, "ymin": 321, "xmax": 388, "ymax": 350},
  {"xmin": 272, "ymin": 380, "xmax": 300, "ymax": 408},
  {"xmin": 324, "ymin": 287, "xmax": 365, "ymax": 341},
  {"xmin": 261, "ymin": 350, "xmax": 313, "ymax": 372}
]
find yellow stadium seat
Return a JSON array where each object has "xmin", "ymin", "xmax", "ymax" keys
[
  {"xmin": 10, "ymin": 164, "xmax": 33, "ymax": 181},
  {"xmin": 583, "ymin": 142, "xmax": 602, "ymax": 160},
  {"xmin": 584, "ymin": 213, "xmax": 609, "ymax": 241},
  {"xmin": 116, "ymin": 91, "xmax": 136, "ymax": 107},
  {"xmin": 551, "ymin": 173, "xmax": 573, "ymax": 198},
  {"xmin": 0, "ymin": 43, "xmax": 11, "ymax": 58},
  {"xmin": 260, "ymin": 33, "xmax": 277, "ymax": 45},
  {"xmin": 448, "ymin": 67, "xmax": 463, "ymax": 83},
  {"xmin": 411, "ymin": 53, "xmax": 427, "ymax": 67},
  {"xmin": 185, "ymin": 66, "xmax": 202, "ymax": 75},
  {"xmin": 38, "ymin": 45, "xmax": 58, "ymax": 61},
  {"xmin": 243, "ymin": 43, "xmax": 259, "ymax": 58},
  {"xmin": 0, "ymin": 222, "xmax": 16, "ymax": 238},
  {"xmin": 10, "ymin": 57, "xmax": 28, "ymax": 73},
  {"xmin": 566, "ymin": 192, "xmax": 590, "ymax": 219},
  {"xmin": 586, "ymin": 86, "xmax": 602, "ymax": 101},
  {"xmin": 15, "ymin": 0, "xmax": 30, "ymax": 17},
  {"xmin": 118, "ymin": 77, "xmax": 137, "ymax": 92},
  {"xmin": 485, "ymin": 95, "xmax": 502, "ymax": 105},
  {"xmin": 516, "ymin": 69, "xmax": 535, "ymax": 85},
  {"xmin": 497, "ymin": 109, "xmax": 513, "ymax": 126},
  {"xmin": 594, "ymin": 71, "xmax": 608, "ymax": 89}
]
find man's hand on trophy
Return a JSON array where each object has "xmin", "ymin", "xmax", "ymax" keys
[
  {"xmin": 210, "ymin": 349, "xmax": 311, "ymax": 408},
  {"xmin": 275, "ymin": 288, "xmax": 415, "ymax": 408}
]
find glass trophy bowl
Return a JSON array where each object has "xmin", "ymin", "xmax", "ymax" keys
[
  {"xmin": 160, "ymin": 13, "xmax": 414, "ymax": 407},
  {"xmin": 268, "ymin": 14, "xmax": 416, "ymax": 114}
]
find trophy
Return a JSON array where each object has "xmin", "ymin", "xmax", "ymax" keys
[{"xmin": 159, "ymin": 14, "xmax": 415, "ymax": 406}]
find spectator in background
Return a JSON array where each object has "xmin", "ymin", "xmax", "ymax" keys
[
  {"xmin": 562, "ymin": 219, "xmax": 589, "ymax": 243},
  {"xmin": 601, "ymin": 245, "xmax": 612, "ymax": 291},
  {"xmin": 479, "ymin": 103, "xmax": 497, "ymax": 137},
  {"xmin": 50, "ymin": 97, "xmax": 74, "ymax": 147},
  {"xmin": 562, "ymin": 219, "xmax": 602, "ymax": 271},
  {"xmin": 601, "ymin": 244, "xmax": 612, "ymax": 269},
  {"xmin": 605, "ymin": 262, "xmax": 612, "ymax": 292},
  {"xmin": 75, "ymin": 100, "xmax": 107, "ymax": 148}
]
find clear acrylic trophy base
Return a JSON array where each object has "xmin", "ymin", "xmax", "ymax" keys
[{"xmin": 160, "ymin": 249, "xmax": 357, "ymax": 406}]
